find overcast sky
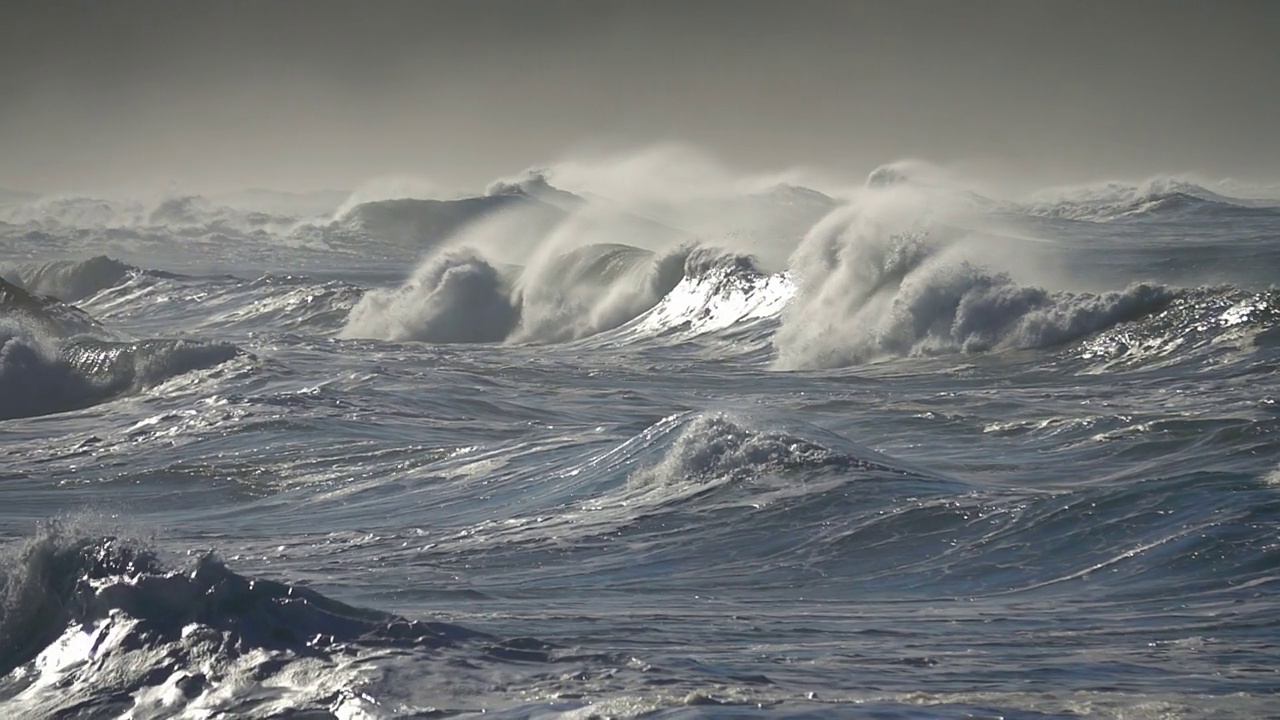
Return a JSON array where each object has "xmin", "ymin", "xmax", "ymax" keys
[{"xmin": 1, "ymin": 0, "xmax": 1277, "ymax": 194}]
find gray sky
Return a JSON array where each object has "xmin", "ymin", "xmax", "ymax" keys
[{"xmin": 1, "ymin": 0, "xmax": 1277, "ymax": 194}]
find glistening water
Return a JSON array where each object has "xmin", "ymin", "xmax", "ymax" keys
[{"xmin": 1, "ymin": 167, "xmax": 1277, "ymax": 718}]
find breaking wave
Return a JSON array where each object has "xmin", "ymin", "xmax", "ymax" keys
[
  {"xmin": 342, "ymin": 249, "xmax": 520, "ymax": 343},
  {"xmin": 1074, "ymin": 286, "xmax": 1280, "ymax": 371},
  {"xmin": 341, "ymin": 243, "xmax": 753, "ymax": 345},
  {"xmin": 0, "ymin": 331, "xmax": 241, "ymax": 421},
  {"xmin": 0, "ymin": 528, "xmax": 488, "ymax": 717},
  {"xmin": 1, "ymin": 284, "xmax": 240, "ymax": 420},
  {"xmin": 774, "ymin": 184, "xmax": 1179, "ymax": 369},
  {"xmin": 2, "ymin": 255, "xmax": 141, "ymax": 302}
]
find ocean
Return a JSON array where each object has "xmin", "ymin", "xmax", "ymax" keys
[{"xmin": 1, "ymin": 167, "xmax": 1277, "ymax": 718}]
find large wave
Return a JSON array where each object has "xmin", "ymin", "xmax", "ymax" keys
[
  {"xmin": 0, "ymin": 330, "xmax": 241, "ymax": 421},
  {"xmin": 1, "ymin": 255, "xmax": 139, "ymax": 302},
  {"xmin": 341, "ymin": 249, "xmax": 521, "ymax": 343},
  {"xmin": 341, "ymin": 243, "xmax": 744, "ymax": 345},
  {"xmin": 338, "ymin": 185, "xmax": 741, "ymax": 345},
  {"xmin": 1, "ymin": 279, "xmax": 240, "ymax": 420},
  {"xmin": 774, "ymin": 179, "xmax": 1178, "ymax": 369},
  {"xmin": 0, "ymin": 527, "xmax": 489, "ymax": 717}
]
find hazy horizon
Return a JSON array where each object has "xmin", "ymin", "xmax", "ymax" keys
[{"xmin": 3, "ymin": 0, "xmax": 1278, "ymax": 196}]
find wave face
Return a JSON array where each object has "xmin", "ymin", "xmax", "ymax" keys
[
  {"xmin": 3, "ymin": 161, "xmax": 1280, "ymax": 718},
  {"xmin": 0, "ymin": 329, "xmax": 240, "ymax": 421},
  {"xmin": 2, "ymin": 255, "xmax": 137, "ymax": 301}
]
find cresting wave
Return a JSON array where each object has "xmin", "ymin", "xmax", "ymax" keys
[
  {"xmin": 772, "ymin": 181, "xmax": 1186, "ymax": 369},
  {"xmin": 8, "ymin": 170, "xmax": 1275, "ymax": 375},
  {"xmin": 1, "ymin": 276, "xmax": 241, "ymax": 421},
  {"xmin": 1, "ymin": 255, "xmax": 138, "ymax": 302},
  {"xmin": 415, "ymin": 410, "xmax": 1280, "ymax": 598},
  {"xmin": 0, "ymin": 526, "xmax": 492, "ymax": 718},
  {"xmin": 341, "ymin": 243, "xmax": 752, "ymax": 345},
  {"xmin": 333, "ymin": 167, "xmax": 1280, "ymax": 372}
]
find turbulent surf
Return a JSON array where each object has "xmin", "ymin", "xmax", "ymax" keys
[{"xmin": 1, "ymin": 161, "xmax": 1278, "ymax": 718}]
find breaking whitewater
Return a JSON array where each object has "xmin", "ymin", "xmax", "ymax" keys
[{"xmin": 2, "ymin": 158, "xmax": 1278, "ymax": 719}]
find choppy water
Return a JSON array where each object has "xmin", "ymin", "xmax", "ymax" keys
[{"xmin": 1, "ymin": 169, "xmax": 1278, "ymax": 718}]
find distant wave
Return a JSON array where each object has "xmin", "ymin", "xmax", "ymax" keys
[
  {"xmin": 1020, "ymin": 177, "xmax": 1279, "ymax": 222},
  {"xmin": 325, "ymin": 193, "xmax": 564, "ymax": 248},
  {"xmin": 0, "ymin": 195, "xmax": 305, "ymax": 241}
]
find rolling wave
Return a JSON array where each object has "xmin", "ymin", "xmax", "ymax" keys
[
  {"xmin": 1074, "ymin": 286, "xmax": 1280, "ymax": 370},
  {"xmin": 421, "ymin": 410, "xmax": 1279, "ymax": 601},
  {"xmin": 0, "ymin": 528, "xmax": 489, "ymax": 717},
  {"xmin": 2, "ymin": 255, "xmax": 144, "ymax": 302},
  {"xmin": 341, "ymin": 243, "xmax": 748, "ymax": 345},
  {"xmin": 774, "ymin": 186, "xmax": 1182, "ymax": 369},
  {"xmin": 1, "ymin": 283, "xmax": 240, "ymax": 420},
  {"xmin": 0, "ymin": 332, "xmax": 241, "ymax": 421}
]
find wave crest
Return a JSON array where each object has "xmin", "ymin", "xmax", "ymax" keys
[
  {"xmin": 341, "ymin": 249, "xmax": 519, "ymax": 343},
  {"xmin": 2, "ymin": 255, "xmax": 137, "ymax": 302},
  {"xmin": 775, "ymin": 188, "xmax": 1176, "ymax": 369},
  {"xmin": 341, "ymin": 243, "xmax": 752, "ymax": 345},
  {"xmin": 1, "ymin": 301, "xmax": 240, "ymax": 421}
]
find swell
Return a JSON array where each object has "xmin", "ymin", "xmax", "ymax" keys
[{"xmin": 419, "ymin": 412, "xmax": 1280, "ymax": 600}]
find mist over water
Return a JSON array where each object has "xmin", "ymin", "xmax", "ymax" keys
[{"xmin": 2, "ymin": 136, "xmax": 1280, "ymax": 719}]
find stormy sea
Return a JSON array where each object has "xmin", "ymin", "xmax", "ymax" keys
[{"xmin": 1, "ymin": 161, "xmax": 1278, "ymax": 718}]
